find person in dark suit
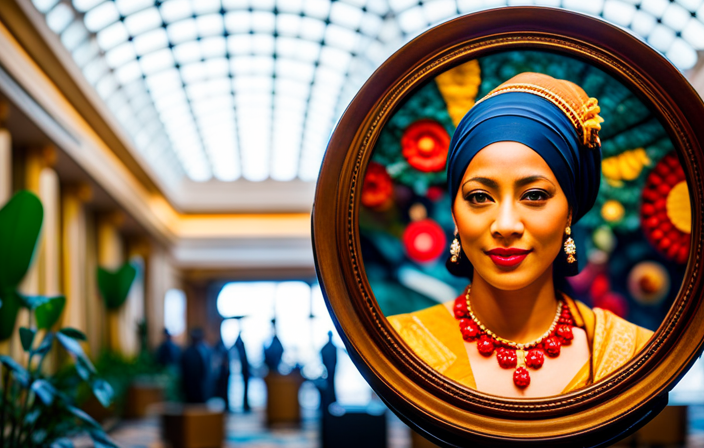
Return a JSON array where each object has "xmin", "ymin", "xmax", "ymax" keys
[
  {"xmin": 234, "ymin": 332, "xmax": 251, "ymax": 412},
  {"xmin": 214, "ymin": 338, "xmax": 231, "ymax": 411},
  {"xmin": 263, "ymin": 323, "xmax": 284, "ymax": 373},
  {"xmin": 320, "ymin": 331, "xmax": 338, "ymax": 407},
  {"xmin": 180, "ymin": 328, "xmax": 211, "ymax": 403},
  {"xmin": 155, "ymin": 328, "xmax": 181, "ymax": 367}
]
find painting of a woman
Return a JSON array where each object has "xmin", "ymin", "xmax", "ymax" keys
[{"xmin": 387, "ymin": 72, "xmax": 653, "ymax": 398}]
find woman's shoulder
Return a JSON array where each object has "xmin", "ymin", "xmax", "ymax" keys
[
  {"xmin": 563, "ymin": 294, "xmax": 654, "ymax": 383},
  {"xmin": 387, "ymin": 302, "xmax": 454, "ymax": 329},
  {"xmin": 387, "ymin": 302, "xmax": 468, "ymax": 376},
  {"xmin": 563, "ymin": 295, "xmax": 653, "ymax": 340}
]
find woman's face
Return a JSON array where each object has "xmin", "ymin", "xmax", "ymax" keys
[{"xmin": 452, "ymin": 141, "xmax": 571, "ymax": 291}]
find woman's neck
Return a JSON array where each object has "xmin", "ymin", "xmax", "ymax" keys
[{"xmin": 469, "ymin": 270, "xmax": 559, "ymax": 344}]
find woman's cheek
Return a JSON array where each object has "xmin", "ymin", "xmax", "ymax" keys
[{"xmin": 525, "ymin": 213, "xmax": 567, "ymax": 255}]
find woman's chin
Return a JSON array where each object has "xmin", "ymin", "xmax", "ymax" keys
[
  {"xmin": 484, "ymin": 277, "xmax": 534, "ymax": 291},
  {"xmin": 475, "ymin": 267, "xmax": 548, "ymax": 292}
]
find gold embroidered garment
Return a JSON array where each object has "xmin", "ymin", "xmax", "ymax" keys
[{"xmin": 387, "ymin": 296, "xmax": 653, "ymax": 393}]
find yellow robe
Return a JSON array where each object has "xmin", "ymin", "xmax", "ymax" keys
[{"xmin": 387, "ymin": 296, "xmax": 653, "ymax": 393}]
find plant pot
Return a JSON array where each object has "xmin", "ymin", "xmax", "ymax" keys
[
  {"xmin": 160, "ymin": 403, "xmax": 225, "ymax": 448},
  {"xmin": 125, "ymin": 381, "xmax": 165, "ymax": 419}
]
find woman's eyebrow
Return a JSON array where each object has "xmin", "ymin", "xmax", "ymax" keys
[
  {"xmin": 463, "ymin": 177, "xmax": 498, "ymax": 189},
  {"xmin": 515, "ymin": 175, "xmax": 555, "ymax": 188},
  {"xmin": 463, "ymin": 175, "xmax": 554, "ymax": 189}
]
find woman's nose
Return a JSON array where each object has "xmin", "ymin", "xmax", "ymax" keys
[{"xmin": 490, "ymin": 201, "xmax": 524, "ymax": 238}]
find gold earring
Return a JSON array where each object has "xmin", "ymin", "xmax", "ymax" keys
[
  {"xmin": 450, "ymin": 230, "xmax": 461, "ymax": 263},
  {"xmin": 564, "ymin": 226, "xmax": 576, "ymax": 264}
]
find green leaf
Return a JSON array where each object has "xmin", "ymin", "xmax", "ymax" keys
[
  {"xmin": 0, "ymin": 290, "xmax": 21, "ymax": 341},
  {"xmin": 50, "ymin": 438, "xmax": 73, "ymax": 448},
  {"xmin": 35, "ymin": 295, "xmax": 66, "ymax": 329},
  {"xmin": 19, "ymin": 294, "xmax": 51, "ymax": 310},
  {"xmin": 0, "ymin": 355, "xmax": 29, "ymax": 386},
  {"xmin": 67, "ymin": 405, "xmax": 101, "ymax": 429},
  {"xmin": 0, "ymin": 191, "xmax": 43, "ymax": 291},
  {"xmin": 31, "ymin": 331, "xmax": 54, "ymax": 358},
  {"xmin": 31, "ymin": 379, "xmax": 56, "ymax": 405},
  {"xmin": 89, "ymin": 430, "xmax": 118, "ymax": 448},
  {"xmin": 56, "ymin": 331, "xmax": 85, "ymax": 358},
  {"xmin": 90, "ymin": 378, "xmax": 113, "ymax": 408},
  {"xmin": 19, "ymin": 327, "xmax": 36, "ymax": 352},
  {"xmin": 24, "ymin": 409, "xmax": 40, "ymax": 425},
  {"xmin": 58, "ymin": 327, "xmax": 86, "ymax": 341},
  {"xmin": 31, "ymin": 429, "xmax": 47, "ymax": 445},
  {"xmin": 74, "ymin": 355, "xmax": 96, "ymax": 381},
  {"xmin": 97, "ymin": 262, "xmax": 137, "ymax": 310}
]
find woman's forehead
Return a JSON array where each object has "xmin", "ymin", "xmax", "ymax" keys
[{"xmin": 461, "ymin": 141, "xmax": 557, "ymax": 183}]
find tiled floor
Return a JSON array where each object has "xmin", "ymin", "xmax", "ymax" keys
[
  {"xmin": 89, "ymin": 406, "xmax": 411, "ymax": 448},
  {"xmin": 71, "ymin": 404, "xmax": 704, "ymax": 447}
]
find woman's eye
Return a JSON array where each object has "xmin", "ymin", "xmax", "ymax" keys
[
  {"xmin": 467, "ymin": 192, "xmax": 493, "ymax": 204},
  {"xmin": 522, "ymin": 190, "xmax": 549, "ymax": 202}
]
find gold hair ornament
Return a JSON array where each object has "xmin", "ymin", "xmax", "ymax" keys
[{"xmin": 475, "ymin": 73, "xmax": 604, "ymax": 149}]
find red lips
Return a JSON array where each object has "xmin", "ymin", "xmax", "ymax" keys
[{"xmin": 485, "ymin": 247, "xmax": 532, "ymax": 268}]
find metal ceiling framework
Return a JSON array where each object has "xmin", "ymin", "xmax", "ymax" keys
[{"xmin": 31, "ymin": 0, "xmax": 704, "ymax": 186}]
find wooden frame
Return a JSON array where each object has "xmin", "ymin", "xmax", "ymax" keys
[{"xmin": 312, "ymin": 7, "xmax": 704, "ymax": 446}]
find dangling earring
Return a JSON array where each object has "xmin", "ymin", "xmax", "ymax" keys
[
  {"xmin": 450, "ymin": 229, "xmax": 461, "ymax": 264},
  {"xmin": 563, "ymin": 226, "xmax": 576, "ymax": 264}
]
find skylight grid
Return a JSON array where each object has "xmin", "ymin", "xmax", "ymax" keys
[{"xmin": 34, "ymin": 0, "xmax": 704, "ymax": 187}]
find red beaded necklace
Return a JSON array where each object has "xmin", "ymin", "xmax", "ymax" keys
[{"xmin": 453, "ymin": 286, "xmax": 575, "ymax": 389}]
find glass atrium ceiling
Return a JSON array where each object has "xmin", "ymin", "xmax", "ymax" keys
[{"xmin": 32, "ymin": 0, "xmax": 704, "ymax": 185}]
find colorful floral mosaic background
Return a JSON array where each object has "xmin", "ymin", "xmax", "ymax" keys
[{"xmin": 360, "ymin": 50, "xmax": 690, "ymax": 331}]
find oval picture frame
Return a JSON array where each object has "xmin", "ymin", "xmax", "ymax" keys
[{"xmin": 312, "ymin": 7, "xmax": 704, "ymax": 447}]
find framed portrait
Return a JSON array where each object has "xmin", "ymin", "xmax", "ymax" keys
[{"xmin": 312, "ymin": 7, "xmax": 704, "ymax": 446}]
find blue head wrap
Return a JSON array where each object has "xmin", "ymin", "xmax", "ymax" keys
[{"xmin": 446, "ymin": 92, "xmax": 602, "ymax": 224}]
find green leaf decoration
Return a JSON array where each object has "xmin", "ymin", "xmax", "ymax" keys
[
  {"xmin": 59, "ymin": 327, "xmax": 87, "ymax": 341},
  {"xmin": 31, "ymin": 331, "xmax": 54, "ymax": 358},
  {"xmin": 97, "ymin": 262, "xmax": 137, "ymax": 311},
  {"xmin": 56, "ymin": 331, "xmax": 85, "ymax": 358},
  {"xmin": 67, "ymin": 405, "xmax": 101, "ymax": 429},
  {"xmin": 74, "ymin": 355, "xmax": 96, "ymax": 381},
  {"xmin": 31, "ymin": 379, "xmax": 57, "ymax": 405},
  {"xmin": 19, "ymin": 327, "xmax": 36, "ymax": 352},
  {"xmin": 20, "ymin": 294, "xmax": 52, "ymax": 310},
  {"xmin": 35, "ymin": 295, "xmax": 66, "ymax": 329},
  {"xmin": 0, "ymin": 190, "xmax": 43, "ymax": 292},
  {"xmin": 0, "ymin": 355, "xmax": 30, "ymax": 386},
  {"xmin": 91, "ymin": 378, "xmax": 114, "ymax": 408},
  {"xmin": 89, "ymin": 430, "xmax": 119, "ymax": 448},
  {"xmin": 0, "ymin": 290, "xmax": 21, "ymax": 341},
  {"xmin": 50, "ymin": 438, "xmax": 73, "ymax": 448},
  {"xmin": 25, "ymin": 408, "xmax": 41, "ymax": 425}
]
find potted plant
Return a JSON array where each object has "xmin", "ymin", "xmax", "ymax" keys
[{"xmin": 0, "ymin": 190, "xmax": 116, "ymax": 447}]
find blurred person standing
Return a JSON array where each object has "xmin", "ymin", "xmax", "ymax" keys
[
  {"xmin": 155, "ymin": 328, "xmax": 181, "ymax": 367},
  {"xmin": 320, "ymin": 331, "xmax": 338, "ymax": 407},
  {"xmin": 234, "ymin": 331, "xmax": 251, "ymax": 412},
  {"xmin": 214, "ymin": 337, "xmax": 231, "ymax": 411},
  {"xmin": 180, "ymin": 328, "xmax": 212, "ymax": 403},
  {"xmin": 263, "ymin": 321, "xmax": 284, "ymax": 373}
]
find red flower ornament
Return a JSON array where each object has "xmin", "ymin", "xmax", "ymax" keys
[
  {"xmin": 402, "ymin": 219, "xmax": 447, "ymax": 263},
  {"xmin": 401, "ymin": 120, "xmax": 450, "ymax": 172},
  {"xmin": 641, "ymin": 152, "xmax": 690, "ymax": 264},
  {"xmin": 361, "ymin": 162, "xmax": 393, "ymax": 209}
]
